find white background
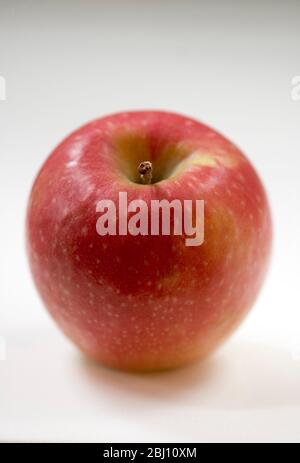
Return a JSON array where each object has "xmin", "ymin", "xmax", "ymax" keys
[{"xmin": 0, "ymin": 0, "xmax": 300, "ymax": 443}]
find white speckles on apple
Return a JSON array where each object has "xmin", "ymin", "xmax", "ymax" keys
[
  {"xmin": 81, "ymin": 226, "xmax": 88, "ymax": 236},
  {"xmin": 207, "ymin": 131, "xmax": 217, "ymax": 138},
  {"xmin": 219, "ymin": 278, "xmax": 226, "ymax": 288},
  {"xmin": 75, "ymin": 255, "xmax": 80, "ymax": 262},
  {"xmin": 107, "ymin": 121, "xmax": 115, "ymax": 130},
  {"xmin": 62, "ymin": 287, "xmax": 70, "ymax": 297},
  {"xmin": 66, "ymin": 160, "xmax": 78, "ymax": 168},
  {"xmin": 216, "ymin": 147, "xmax": 227, "ymax": 155}
]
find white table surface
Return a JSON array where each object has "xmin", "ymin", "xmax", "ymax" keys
[{"xmin": 1, "ymin": 1, "xmax": 300, "ymax": 443}]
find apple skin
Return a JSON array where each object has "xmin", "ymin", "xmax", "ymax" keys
[{"xmin": 26, "ymin": 111, "xmax": 272, "ymax": 371}]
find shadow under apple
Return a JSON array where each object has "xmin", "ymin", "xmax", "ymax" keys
[{"xmin": 77, "ymin": 338, "xmax": 300, "ymax": 411}]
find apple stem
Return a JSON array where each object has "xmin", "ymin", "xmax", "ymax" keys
[{"xmin": 138, "ymin": 161, "xmax": 153, "ymax": 185}]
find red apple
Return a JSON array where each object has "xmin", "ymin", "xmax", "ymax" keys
[{"xmin": 26, "ymin": 111, "xmax": 272, "ymax": 371}]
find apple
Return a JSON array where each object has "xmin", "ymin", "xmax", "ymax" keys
[{"xmin": 26, "ymin": 111, "xmax": 272, "ymax": 371}]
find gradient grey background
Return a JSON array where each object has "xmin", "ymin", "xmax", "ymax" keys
[{"xmin": 0, "ymin": 0, "xmax": 300, "ymax": 443}]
